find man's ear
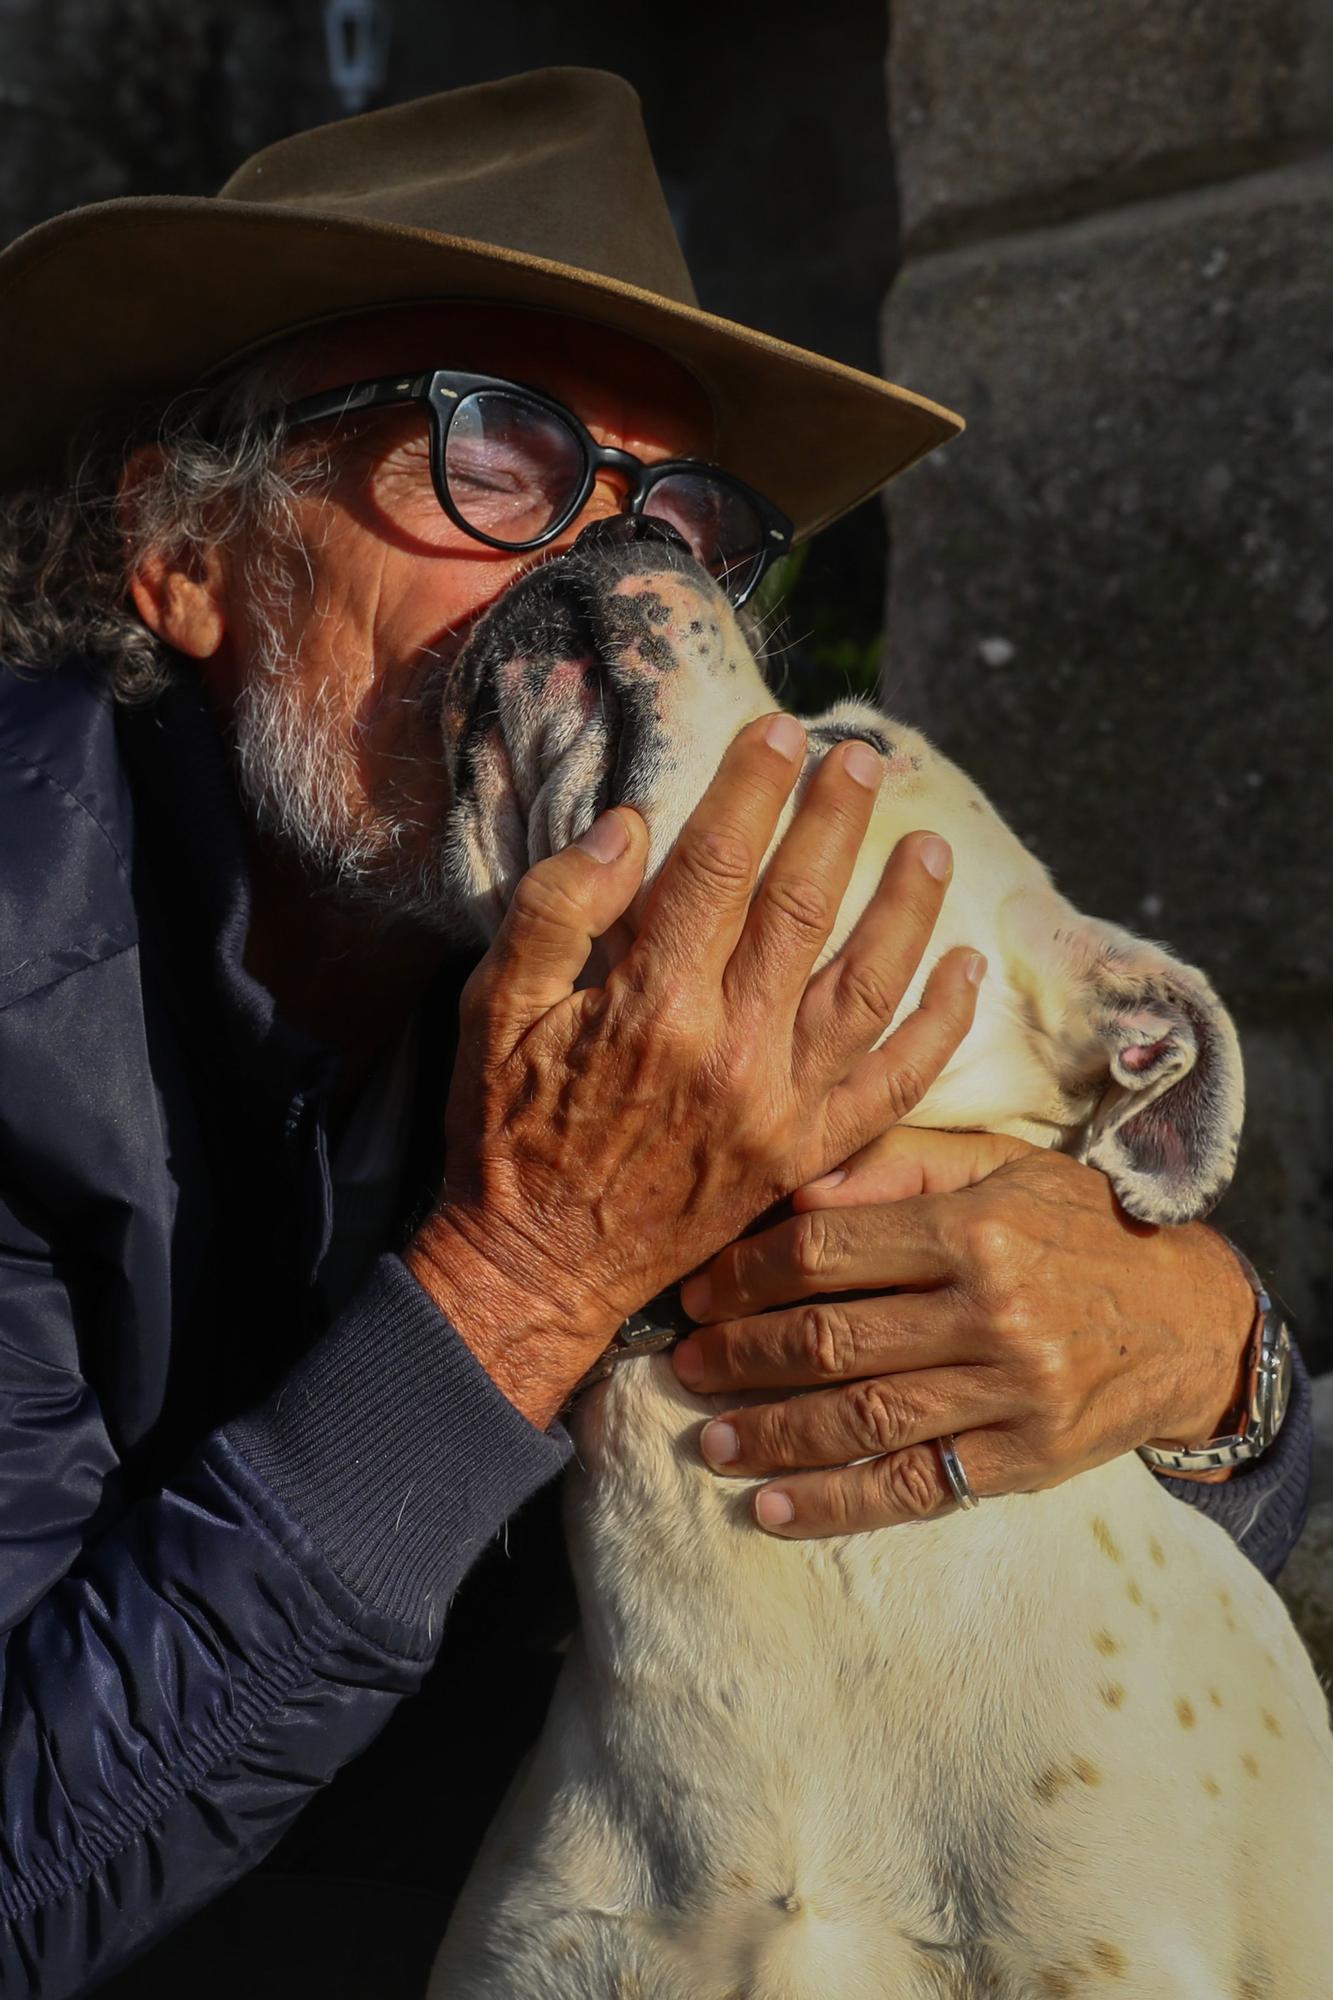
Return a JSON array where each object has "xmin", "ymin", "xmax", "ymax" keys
[
  {"xmin": 120, "ymin": 444, "xmax": 228, "ymax": 662},
  {"xmin": 1000, "ymin": 896, "xmax": 1245, "ymax": 1226}
]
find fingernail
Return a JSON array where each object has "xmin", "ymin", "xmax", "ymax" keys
[
  {"xmin": 575, "ymin": 809, "xmax": 629, "ymax": 863},
  {"xmin": 680, "ymin": 1274, "xmax": 712, "ymax": 1318},
  {"xmin": 764, "ymin": 713, "xmax": 805, "ymax": 760},
  {"xmin": 701, "ymin": 1420, "xmax": 739, "ymax": 1466},
  {"xmin": 673, "ymin": 1340, "xmax": 705, "ymax": 1386},
  {"xmin": 843, "ymin": 741, "xmax": 882, "ymax": 789},
  {"xmin": 920, "ymin": 834, "xmax": 952, "ymax": 881},
  {"xmin": 756, "ymin": 1488, "xmax": 795, "ymax": 1529},
  {"xmin": 965, "ymin": 951, "xmax": 988, "ymax": 986},
  {"xmin": 806, "ymin": 1167, "xmax": 848, "ymax": 1191}
]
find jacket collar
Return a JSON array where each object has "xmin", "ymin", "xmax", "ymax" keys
[{"xmin": 116, "ymin": 665, "xmax": 342, "ymax": 1108}]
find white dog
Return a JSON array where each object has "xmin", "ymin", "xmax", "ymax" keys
[{"xmin": 425, "ymin": 532, "xmax": 1333, "ymax": 1999}]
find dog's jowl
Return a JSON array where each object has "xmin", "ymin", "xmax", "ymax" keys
[{"xmin": 429, "ymin": 534, "xmax": 1333, "ymax": 2000}]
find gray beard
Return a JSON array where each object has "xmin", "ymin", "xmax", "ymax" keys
[{"xmin": 230, "ymin": 604, "xmax": 462, "ymax": 935}]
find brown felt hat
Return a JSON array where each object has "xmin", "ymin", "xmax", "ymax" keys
[{"xmin": 0, "ymin": 67, "xmax": 962, "ymax": 540}]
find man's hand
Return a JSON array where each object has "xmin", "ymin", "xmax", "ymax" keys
[
  {"xmin": 410, "ymin": 716, "xmax": 983, "ymax": 1429},
  {"xmin": 671, "ymin": 1128, "xmax": 1256, "ymax": 1536}
]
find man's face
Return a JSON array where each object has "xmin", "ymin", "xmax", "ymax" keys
[{"xmin": 214, "ymin": 304, "xmax": 714, "ymax": 927}]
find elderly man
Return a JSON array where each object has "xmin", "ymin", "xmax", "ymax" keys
[{"xmin": 0, "ymin": 67, "xmax": 1311, "ymax": 1999}]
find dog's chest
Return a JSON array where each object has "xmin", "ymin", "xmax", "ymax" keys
[{"xmin": 544, "ymin": 1358, "xmax": 1331, "ymax": 1988}]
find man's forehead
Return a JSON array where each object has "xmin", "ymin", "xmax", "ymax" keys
[{"xmin": 270, "ymin": 302, "xmax": 715, "ymax": 451}]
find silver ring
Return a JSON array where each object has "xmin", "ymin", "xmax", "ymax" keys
[{"xmin": 937, "ymin": 1433, "xmax": 979, "ymax": 1510}]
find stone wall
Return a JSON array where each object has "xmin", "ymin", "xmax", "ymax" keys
[
  {"xmin": 0, "ymin": 0, "xmax": 338, "ymax": 243},
  {"xmin": 882, "ymin": 1, "xmax": 1333, "ymax": 1363}
]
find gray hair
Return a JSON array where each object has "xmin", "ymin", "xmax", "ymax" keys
[{"xmin": 0, "ymin": 354, "xmax": 336, "ymax": 702}]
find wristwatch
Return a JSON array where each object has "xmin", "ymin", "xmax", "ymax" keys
[{"xmin": 1137, "ymin": 1248, "xmax": 1294, "ymax": 1477}]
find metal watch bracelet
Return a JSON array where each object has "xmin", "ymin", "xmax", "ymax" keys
[{"xmin": 1137, "ymin": 1239, "xmax": 1294, "ymax": 1477}]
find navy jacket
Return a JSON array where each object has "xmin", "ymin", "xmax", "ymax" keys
[{"xmin": 0, "ymin": 659, "xmax": 1314, "ymax": 1996}]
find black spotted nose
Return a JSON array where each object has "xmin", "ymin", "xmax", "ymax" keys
[{"xmin": 573, "ymin": 513, "xmax": 691, "ymax": 557}]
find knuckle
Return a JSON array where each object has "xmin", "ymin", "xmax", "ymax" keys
[
  {"xmin": 880, "ymin": 1059, "xmax": 927, "ymax": 1123},
  {"xmin": 847, "ymin": 1382, "xmax": 906, "ymax": 1456},
  {"xmin": 1022, "ymin": 1334, "xmax": 1073, "ymax": 1404},
  {"xmin": 960, "ymin": 1209, "xmax": 1019, "ymax": 1276},
  {"xmin": 790, "ymin": 1209, "xmax": 837, "ymax": 1283},
  {"xmin": 837, "ymin": 957, "xmax": 903, "ymax": 1027},
  {"xmin": 875, "ymin": 1445, "xmax": 943, "ymax": 1520},
  {"xmin": 677, "ymin": 826, "xmax": 754, "ymax": 898},
  {"xmin": 761, "ymin": 873, "xmax": 833, "ymax": 939},
  {"xmin": 509, "ymin": 865, "xmax": 582, "ymax": 931},
  {"xmin": 801, "ymin": 1303, "xmax": 858, "ymax": 1378},
  {"xmin": 746, "ymin": 1404, "xmax": 786, "ymax": 1467}
]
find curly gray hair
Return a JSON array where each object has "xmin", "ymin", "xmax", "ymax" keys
[{"xmin": 0, "ymin": 355, "xmax": 336, "ymax": 702}]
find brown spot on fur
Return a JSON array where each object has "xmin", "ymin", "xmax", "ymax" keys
[
  {"xmin": 1037, "ymin": 1972, "xmax": 1075, "ymax": 1998},
  {"xmin": 552, "ymin": 1937, "xmax": 580, "ymax": 1962},
  {"xmin": 1126, "ymin": 1580, "xmax": 1144, "ymax": 1607},
  {"xmin": 1100, "ymin": 1682, "xmax": 1127, "ymax": 1709},
  {"xmin": 1033, "ymin": 1764, "xmax": 1071, "ymax": 1803},
  {"xmin": 725, "ymin": 1869, "xmax": 756, "ymax": 1892},
  {"xmin": 1149, "ymin": 1538, "xmax": 1166, "ymax": 1567},
  {"xmin": 1176, "ymin": 1697, "xmax": 1197, "ymax": 1729},
  {"xmin": 1242, "ymin": 1752, "xmax": 1260, "ymax": 1778},
  {"xmin": 1202, "ymin": 1775, "xmax": 1222, "ymax": 1798},
  {"xmin": 1224, "ymin": 1613, "xmax": 1238, "ymax": 1633},
  {"xmin": 1091, "ymin": 1518, "xmax": 1122, "ymax": 1562},
  {"xmin": 1072, "ymin": 1757, "xmax": 1101, "ymax": 1786},
  {"xmin": 1093, "ymin": 1629, "xmax": 1121, "ymax": 1657},
  {"xmin": 1238, "ymin": 1978, "xmax": 1263, "ymax": 2000},
  {"xmin": 1208, "ymin": 1687, "xmax": 1224, "ymax": 1708},
  {"xmin": 1218, "ymin": 1589, "xmax": 1231, "ymax": 1609},
  {"xmin": 1091, "ymin": 1940, "xmax": 1128, "ymax": 1976},
  {"xmin": 1262, "ymin": 1709, "xmax": 1283, "ymax": 1738}
]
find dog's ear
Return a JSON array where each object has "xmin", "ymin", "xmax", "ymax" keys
[{"xmin": 1000, "ymin": 898, "xmax": 1245, "ymax": 1225}]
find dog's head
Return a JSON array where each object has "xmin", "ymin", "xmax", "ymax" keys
[
  {"xmin": 434, "ymin": 528, "xmax": 1243, "ymax": 1228},
  {"xmin": 437, "ymin": 521, "xmax": 777, "ymax": 943}
]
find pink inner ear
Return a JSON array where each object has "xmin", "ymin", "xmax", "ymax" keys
[{"xmin": 1121, "ymin": 1035, "xmax": 1173, "ymax": 1074}]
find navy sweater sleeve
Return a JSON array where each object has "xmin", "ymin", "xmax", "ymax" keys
[{"xmin": 0, "ymin": 1203, "xmax": 569, "ymax": 1996}]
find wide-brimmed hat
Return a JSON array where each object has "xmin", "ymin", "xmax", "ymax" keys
[{"xmin": 0, "ymin": 66, "xmax": 962, "ymax": 540}]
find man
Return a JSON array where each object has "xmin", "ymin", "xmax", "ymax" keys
[{"xmin": 0, "ymin": 68, "xmax": 1311, "ymax": 1998}]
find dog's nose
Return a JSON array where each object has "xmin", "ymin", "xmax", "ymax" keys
[{"xmin": 573, "ymin": 514, "xmax": 692, "ymax": 558}]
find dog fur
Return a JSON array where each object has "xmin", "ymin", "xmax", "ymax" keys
[{"xmin": 425, "ymin": 534, "xmax": 1333, "ymax": 1999}]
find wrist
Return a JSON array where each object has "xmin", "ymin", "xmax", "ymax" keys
[
  {"xmin": 1176, "ymin": 1225, "xmax": 1256, "ymax": 1443},
  {"xmin": 405, "ymin": 1205, "xmax": 614, "ymax": 1429},
  {"xmin": 1136, "ymin": 1216, "xmax": 1264, "ymax": 1488}
]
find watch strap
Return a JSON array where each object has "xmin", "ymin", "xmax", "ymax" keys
[{"xmin": 1137, "ymin": 1241, "xmax": 1291, "ymax": 1476}]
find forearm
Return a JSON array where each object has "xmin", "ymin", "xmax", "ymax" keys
[{"xmin": 1, "ymin": 1256, "xmax": 570, "ymax": 1995}]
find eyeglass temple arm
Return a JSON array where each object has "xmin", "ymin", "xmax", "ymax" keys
[{"xmin": 282, "ymin": 371, "xmax": 436, "ymax": 429}]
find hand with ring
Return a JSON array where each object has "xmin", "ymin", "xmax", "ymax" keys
[{"xmin": 672, "ymin": 1126, "xmax": 1257, "ymax": 1536}]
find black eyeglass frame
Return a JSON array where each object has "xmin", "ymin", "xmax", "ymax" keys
[{"xmin": 277, "ymin": 368, "xmax": 795, "ymax": 608}]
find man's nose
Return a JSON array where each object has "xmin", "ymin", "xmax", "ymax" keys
[{"xmin": 572, "ymin": 514, "xmax": 692, "ymax": 559}]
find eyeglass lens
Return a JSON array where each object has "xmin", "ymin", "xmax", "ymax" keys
[{"xmin": 443, "ymin": 388, "xmax": 766, "ymax": 600}]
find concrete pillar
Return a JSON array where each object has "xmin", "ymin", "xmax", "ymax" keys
[{"xmin": 882, "ymin": 1, "xmax": 1333, "ymax": 1360}]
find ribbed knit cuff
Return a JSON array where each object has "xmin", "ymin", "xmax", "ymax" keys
[
  {"xmin": 1156, "ymin": 1338, "xmax": 1314, "ymax": 1583},
  {"xmin": 224, "ymin": 1253, "xmax": 573, "ymax": 1632}
]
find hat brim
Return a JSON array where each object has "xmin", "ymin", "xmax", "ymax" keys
[{"xmin": 0, "ymin": 198, "xmax": 962, "ymax": 539}]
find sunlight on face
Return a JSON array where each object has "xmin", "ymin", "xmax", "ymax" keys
[{"xmin": 223, "ymin": 304, "xmax": 714, "ymax": 927}]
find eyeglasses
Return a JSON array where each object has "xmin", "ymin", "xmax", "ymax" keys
[{"xmin": 278, "ymin": 368, "xmax": 794, "ymax": 609}]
